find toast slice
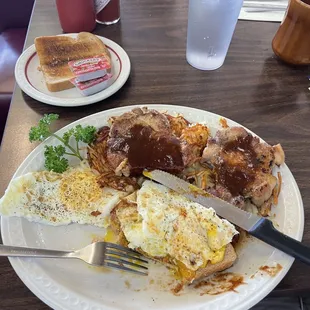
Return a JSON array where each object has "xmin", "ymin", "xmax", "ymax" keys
[
  {"xmin": 35, "ymin": 32, "xmax": 110, "ymax": 92},
  {"xmin": 110, "ymin": 193, "xmax": 237, "ymax": 286}
]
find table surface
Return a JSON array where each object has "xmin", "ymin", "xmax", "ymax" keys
[{"xmin": 1, "ymin": 0, "xmax": 310, "ymax": 308}]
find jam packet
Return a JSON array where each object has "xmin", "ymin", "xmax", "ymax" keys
[{"xmin": 71, "ymin": 73, "xmax": 113, "ymax": 96}]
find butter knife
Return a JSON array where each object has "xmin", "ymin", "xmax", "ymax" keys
[{"xmin": 143, "ymin": 170, "xmax": 310, "ymax": 265}]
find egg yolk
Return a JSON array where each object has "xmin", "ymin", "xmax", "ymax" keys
[
  {"xmin": 210, "ymin": 246, "xmax": 226, "ymax": 264},
  {"xmin": 104, "ymin": 227, "xmax": 118, "ymax": 243},
  {"xmin": 176, "ymin": 260, "xmax": 196, "ymax": 282}
]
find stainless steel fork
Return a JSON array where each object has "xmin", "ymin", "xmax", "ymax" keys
[{"xmin": 0, "ymin": 242, "xmax": 148, "ymax": 276}]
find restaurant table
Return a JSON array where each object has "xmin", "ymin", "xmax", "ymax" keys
[{"xmin": 0, "ymin": 0, "xmax": 310, "ymax": 308}]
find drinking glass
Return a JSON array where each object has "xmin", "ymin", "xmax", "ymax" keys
[{"xmin": 186, "ymin": 0, "xmax": 244, "ymax": 71}]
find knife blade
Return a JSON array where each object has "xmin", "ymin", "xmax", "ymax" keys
[{"xmin": 143, "ymin": 170, "xmax": 310, "ymax": 265}]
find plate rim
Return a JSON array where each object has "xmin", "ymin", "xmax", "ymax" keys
[
  {"xmin": 14, "ymin": 34, "xmax": 131, "ymax": 107},
  {"xmin": 1, "ymin": 104, "xmax": 304, "ymax": 310}
]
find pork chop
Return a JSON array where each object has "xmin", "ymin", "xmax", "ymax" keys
[
  {"xmin": 107, "ymin": 107, "xmax": 185, "ymax": 175},
  {"xmin": 202, "ymin": 127, "xmax": 284, "ymax": 215}
]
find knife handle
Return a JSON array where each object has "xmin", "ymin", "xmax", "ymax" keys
[{"xmin": 249, "ymin": 218, "xmax": 310, "ymax": 265}]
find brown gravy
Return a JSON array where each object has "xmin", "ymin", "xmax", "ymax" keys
[
  {"xmin": 194, "ymin": 272, "xmax": 245, "ymax": 295},
  {"xmin": 216, "ymin": 135, "xmax": 258, "ymax": 196},
  {"xmin": 109, "ymin": 125, "xmax": 184, "ymax": 174},
  {"xmin": 259, "ymin": 264, "xmax": 283, "ymax": 277}
]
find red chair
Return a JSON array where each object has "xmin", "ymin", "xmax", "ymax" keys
[{"xmin": 0, "ymin": 0, "xmax": 34, "ymax": 143}]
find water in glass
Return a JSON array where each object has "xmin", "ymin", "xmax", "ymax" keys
[{"xmin": 186, "ymin": 0, "xmax": 244, "ymax": 70}]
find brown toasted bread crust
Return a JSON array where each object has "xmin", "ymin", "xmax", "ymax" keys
[
  {"xmin": 45, "ymin": 79, "xmax": 74, "ymax": 92},
  {"xmin": 35, "ymin": 32, "xmax": 110, "ymax": 92},
  {"xmin": 110, "ymin": 197, "xmax": 237, "ymax": 285}
]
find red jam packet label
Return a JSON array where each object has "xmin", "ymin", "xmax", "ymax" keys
[
  {"xmin": 68, "ymin": 54, "xmax": 111, "ymax": 76},
  {"xmin": 71, "ymin": 73, "xmax": 113, "ymax": 90}
]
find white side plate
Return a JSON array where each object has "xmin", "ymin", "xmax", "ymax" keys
[{"xmin": 14, "ymin": 34, "xmax": 131, "ymax": 107}]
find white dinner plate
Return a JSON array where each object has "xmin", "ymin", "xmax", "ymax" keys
[
  {"xmin": 14, "ymin": 34, "xmax": 131, "ymax": 107},
  {"xmin": 1, "ymin": 105, "xmax": 304, "ymax": 310}
]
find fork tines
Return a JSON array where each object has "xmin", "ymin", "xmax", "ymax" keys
[{"xmin": 104, "ymin": 242, "xmax": 148, "ymax": 276}]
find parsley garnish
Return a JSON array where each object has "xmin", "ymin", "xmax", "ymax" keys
[{"xmin": 29, "ymin": 114, "xmax": 96, "ymax": 173}]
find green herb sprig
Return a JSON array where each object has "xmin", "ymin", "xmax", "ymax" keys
[{"xmin": 29, "ymin": 114, "xmax": 96, "ymax": 173}]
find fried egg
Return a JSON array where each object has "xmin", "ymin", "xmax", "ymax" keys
[
  {"xmin": 0, "ymin": 164, "xmax": 129, "ymax": 227},
  {"xmin": 118, "ymin": 181, "xmax": 238, "ymax": 271}
]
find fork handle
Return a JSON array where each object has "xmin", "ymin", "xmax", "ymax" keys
[{"xmin": 0, "ymin": 244, "xmax": 71, "ymax": 258}]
